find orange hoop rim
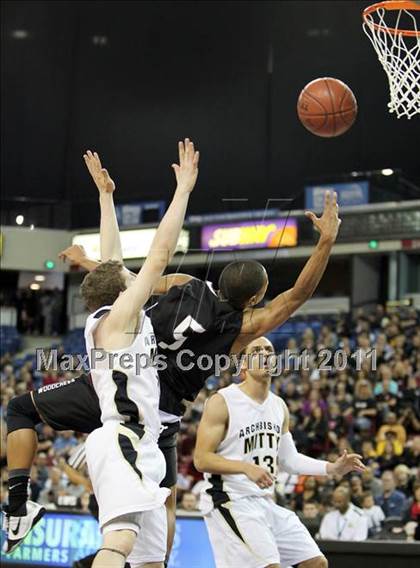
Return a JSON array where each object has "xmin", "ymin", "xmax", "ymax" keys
[{"xmin": 363, "ymin": 1, "xmax": 420, "ymax": 37}]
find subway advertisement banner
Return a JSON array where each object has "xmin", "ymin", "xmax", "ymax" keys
[
  {"xmin": 1, "ymin": 512, "xmax": 215, "ymax": 568},
  {"xmin": 201, "ymin": 218, "xmax": 298, "ymax": 251}
]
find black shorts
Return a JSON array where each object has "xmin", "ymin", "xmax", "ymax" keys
[
  {"xmin": 32, "ymin": 374, "xmax": 180, "ymax": 488},
  {"xmin": 32, "ymin": 374, "xmax": 102, "ymax": 433},
  {"xmin": 159, "ymin": 421, "xmax": 180, "ymax": 489}
]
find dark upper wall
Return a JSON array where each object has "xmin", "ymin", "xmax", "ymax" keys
[{"xmin": 1, "ymin": 1, "xmax": 419, "ymax": 228}]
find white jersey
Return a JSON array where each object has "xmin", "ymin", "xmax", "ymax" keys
[
  {"xmin": 319, "ymin": 504, "xmax": 369, "ymax": 541},
  {"xmin": 201, "ymin": 383, "xmax": 284, "ymax": 512},
  {"xmin": 84, "ymin": 306, "xmax": 161, "ymax": 441}
]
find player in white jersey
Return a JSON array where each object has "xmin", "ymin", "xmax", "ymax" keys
[
  {"xmin": 195, "ymin": 337, "xmax": 365, "ymax": 568},
  {"xmin": 80, "ymin": 139, "xmax": 199, "ymax": 568}
]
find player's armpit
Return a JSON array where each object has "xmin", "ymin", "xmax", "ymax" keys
[{"xmin": 237, "ymin": 288, "xmax": 301, "ymax": 343}]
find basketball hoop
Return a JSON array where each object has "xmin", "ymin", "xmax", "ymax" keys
[{"xmin": 363, "ymin": 1, "xmax": 420, "ymax": 119}]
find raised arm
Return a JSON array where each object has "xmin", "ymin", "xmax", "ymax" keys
[
  {"xmin": 103, "ymin": 139, "xmax": 199, "ymax": 336},
  {"xmin": 59, "ymin": 245, "xmax": 101, "ymax": 272},
  {"xmin": 83, "ymin": 150, "xmax": 122, "ymax": 262},
  {"xmin": 234, "ymin": 191, "xmax": 341, "ymax": 351},
  {"xmin": 278, "ymin": 400, "xmax": 365, "ymax": 476},
  {"xmin": 59, "ymin": 245, "xmax": 193, "ymax": 295},
  {"xmin": 194, "ymin": 394, "xmax": 273, "ymax": 489}
]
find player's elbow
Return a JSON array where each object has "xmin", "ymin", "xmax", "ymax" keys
[
  {"xmin": 193, "ymin": 450, "xmax": 207, "ymax": 473},
  {"xmin": 291, "ymin": 284, "xmax": 312, "ymax": 304},
  {"xmin": 278, "ymin": 458, "xmax": 297, "ymax": 475}
]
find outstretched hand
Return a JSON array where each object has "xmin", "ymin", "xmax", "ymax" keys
[
  {"xmin": 83, "ymin": 150, "xmax": 115, "ymax": 194},
  {"xmin": 58, "ymin": 244, "xmax": 87, "ymax": 266},
  {"xmin": 328, "ymin": 449, "xmax": 366, "ymax": 476},
  {"xmin": 172, "ymin": 138, "xmax": 199, "ymax": 194},
  {"xmin": 305, "ymin": 190, "xmax": 341, "ymax": 243}
]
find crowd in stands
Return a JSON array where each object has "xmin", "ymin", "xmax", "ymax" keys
[
  {"xmin": 1, "ymin": 304, "xmax": 419, "ymax": 541},
  {"xmin": 1, "ymin": 288, "xmax": 64, "ymax": 336}
]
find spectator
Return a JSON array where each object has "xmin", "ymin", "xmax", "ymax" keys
[
  {"xmin": 294, "ymin": 476, "xmax": 320, "ymax": 511},
  {"xmin": 29, "ymin": 466, "xmax": 42, "ymax": 503},
  {"xmin": 361, "ymin": 441, "xmax": 378, "ymax": 465},
  {"xmin": 377, "ymin": 439, "xmax": 401, "ymax": 472},
  {"xmin": 403, "ymin": 483, "xmax": 420, "ymax": 523},
  {"xmin": 78, "ymin": 491, "xmax": 92, "ymax": 514},
  {"xmin": 353, "ymin": 380, "xmax": 377, "ymax": 431},
  {"xmin": 361, "ymin": 466, "xmax": 383, "ymax": 500},
  {"xmin": 179, "ymin": 491, "xmax": 198, "ymax": 512},
  {"xmin": 38, "ymin": 467, "xmax": 67, "ymax": 507},
  {"xmin": 319, "ymin": 487, "xmax": 368, "ymax": 541},
  {"xmin": 35, "ymin": 452, "xmax": 50, "ymax": 487},
  {"xmin": 350, "ymin": 475, "xmax": 364, "ymax": 507},
  {"xmin": 303, "ymin": 406, "xmax": 329, "ymax": 457},
  {"xmin": 377, "ymin": 412, "xmax": 407, "ymax": 447},
  {"xmin": 52, "ymin": 431, "xmax": 79, "ymax": 457},
  {"xmin": 374, "ymin": 365, "xmax": 399, "ymax": 397},
  {"xmin": 327, "ymin": 402, "xmax": 347, "ymax": 446},
  {"xmin": 297, "ymin": 500, "xmax": 323, "ymax": 537},
  {"xmin": 1, "ymin": 303, "xmax": 418, "ymax": 525},
  {"xmin": 394, "ymin": 464, "xmax": 414, "ymax": 498},
  {"xmin": 362, "ymin": 491, "xmax": 385, "ymax": 536},
  {"xmin": 404, "ymin": 435, "xmax": 420, "ymax": 468},
  {"xmin": 376, "ymin": 471, "xmax": 407, "ymax": 518}
]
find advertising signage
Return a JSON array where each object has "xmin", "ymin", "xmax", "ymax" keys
[
  {"xmin": 201, "ymin": 218, "xmax": 297, "ymax": 251},
  {"xmin": 305, "ymin": 181, "xmax": 369, "ymax": 210},
  {"xmin": 73, "ymin": 228, "xmax": 189, "ymax": 261}
]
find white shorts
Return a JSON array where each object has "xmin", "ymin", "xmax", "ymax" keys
[
  {"xmin": 85, "ymin": 421, "xmax": 170, "ymax": 529},
  {"xmin": 204, "ymin": 496, "xmax": 323, "ymax": 568},
  {"xmin": 102, "ymin": 507, "xmax": 167, "ymax": 566}
]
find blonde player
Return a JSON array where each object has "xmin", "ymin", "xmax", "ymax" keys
[
  {"xmin": 82, "ymin": 139, "xmax": 199, "ymax": 568},
  {"xmin": 195, "ymin": 337, "xmax": 365, "ymax": 568}
]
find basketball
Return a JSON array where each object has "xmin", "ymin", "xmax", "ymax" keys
[{"xmin": 297, "ymin": 77, "xmax": 358, "ymax": 137}]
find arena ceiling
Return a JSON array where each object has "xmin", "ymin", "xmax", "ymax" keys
[{"xmin": 1, "ymin": 1, "xmax": 419, "ymax": 228}]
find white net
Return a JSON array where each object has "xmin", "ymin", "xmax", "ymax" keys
[{"xmin": 363, "ymin": 4, "xmax": 420, "ymax": 119}]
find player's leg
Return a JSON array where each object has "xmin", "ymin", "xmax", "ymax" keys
[
  {"xmin": 93, "ymin": 529, "xmax": 137, "ymax": 568},
  {"xmin": 4, "ymin": 375, "xmax": 102, "ymax": 554},
  {"xmin": 2, "ymin": 392, "xmax": 46, "ymax": 554},
  {"xmin": 204, "ymin": 497, "xmax": 280, "ymax": 568},
  {"xmin": 268, "ymin": 500, "xmax": 326, "ymax": 568},
  {"xmin": 158, "ymin": 422, "xmax": 179, "ymax": 563},
  {"xmin": 164, "ymin": 486, "xmax": 176, "ymax": 561},
  {"xmin": 128, "ymin": 505, "xmax": 167, "ymax": 568},
  {"xmin": 6, "ymin": 392, "xmax": 40, "ymax": 512}
]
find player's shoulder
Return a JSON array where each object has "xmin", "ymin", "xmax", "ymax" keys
[
  {"xmin": 270, "ymin": 391, "xmax": 287, "ymax": 409},
  {"xmin": 174, "ymin": 277, "xmax": 217, "ymax": 300},
  {"xmin": 204, "ymin": 390, "xmax": 230, "ymax": 417}
]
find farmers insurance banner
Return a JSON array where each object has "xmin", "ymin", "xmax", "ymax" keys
[{"xmin": 201, "ymin": 218, "xmax": 297, "ymax": 251}]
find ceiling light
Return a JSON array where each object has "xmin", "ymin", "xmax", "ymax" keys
[
  {"xmin": 35, "ymin": 275, "xmax": 46, "ymax": 282},
  {"xmin": 381, "ymin": 168, "xmax": 394, "ymax": 176},
  {"xmin": 16, "ymin": 215, "xmax": 24, "ymax": 225},
  {"xmin": 30, "ymin": 283, "xmax": 40, "ymax": 290},
  {"xmin": 11, "ymin": 29, "xmax": 29, "ymax": 40}
]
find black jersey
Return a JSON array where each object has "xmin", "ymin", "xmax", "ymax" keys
[{"xmin": 150, "ymin": 278, "xmax": 243, "ymax": 416}]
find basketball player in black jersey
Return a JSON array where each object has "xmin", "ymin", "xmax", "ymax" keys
[{"xmin": 4, "ymin": 150, "xmax": 341, "ymax": 561}]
